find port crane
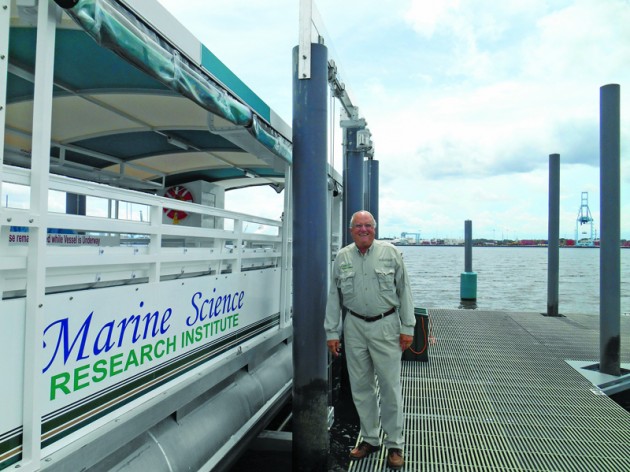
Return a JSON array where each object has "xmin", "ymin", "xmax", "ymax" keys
[
  {"xmin": 575, "ymin": 192, "xmax": 595, "ymax": 246},
  {"xmin": 401, "ymin": 231, "xmax": 421, "ymax": 244}
]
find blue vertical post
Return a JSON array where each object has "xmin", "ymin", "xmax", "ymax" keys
[
  {"xmin": 342, "ymin": 124, "xmax": 365, "ymax": 245},
  {"xmin": 599, "ymin": 84, "xmax": 621, "ymax": 376},
  {"xmin": 464, "ymin": 221, "xmax": 472, "ymax": 273},
  {"xmin": 547, "ymin": 153, "xmax": 560, "ymax": 317},
  {"xmin": 365, "ymin": 158, "xmax": 379, "ymax": 239},
  {"xmin": 292, "ymin": 42, "xmax": 329, "ymax": 470},
  {"xmin": 460, "ymin": 220, "xmax": 477, "ymax": 303}
]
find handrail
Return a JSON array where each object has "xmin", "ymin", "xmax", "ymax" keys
[{"xmin": 0, "ymin": 164, "xmax": 284, "ymax": 298}]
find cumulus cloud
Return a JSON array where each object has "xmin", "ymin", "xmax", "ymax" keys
[{"xmin": 157, "ymin": 0, "xmax": 629, "ymax": 239}]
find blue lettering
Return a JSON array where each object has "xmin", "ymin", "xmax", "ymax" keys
[
  {"xmin": 142, "ymin": 309, "xmax": 160, "ymax": 339},
  {"xmin": 43, "ymin": 313, "xmax": 93, "ymax": 373},
  {"xmin": 161, "ymin": 308, "xmax": 172, "ymax": 333},
  {"xmin": 223, "ymin": 294, "xmax": 232, "ymax": 313},
  {"xmin": 213, "ymin": 295, "xmax": 223, "ymax": 317},
  {"xmin": 93, "ymin": 321, "xmax": 116, "ymax": 355},
  {"xmin": 187, "ymin": 289, "xmax": 245, "ymax": 327},
  {"xmin": 206, "ymin": 288, "xmax": 217, "ymax": 318},
  {"xmin": 198, "ymin": 299, "xmax": 208, "ymax": 322},
  {"xmin": 187, "ymin": 292, "xmax": 203, "ymax": 326},
  {"xmin": 44, "ymin": 301, "xmax": 174, "ymax": 372},
  {"xmin": 116, "ymin": 315, "xmax": 142, "ymax": 346}
]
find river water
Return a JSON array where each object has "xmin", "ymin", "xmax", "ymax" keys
[
  {"xmin": 231, "ymin": 246, "xmax": 629, "ymax": 471},
  {"xmin": 399, "ymin": 246, "xmax": 630, "ymax": 316}
]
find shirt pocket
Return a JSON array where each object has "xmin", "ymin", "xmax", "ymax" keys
[
  {"xmin": 375, "ymin": 268, "xmax": 395, "ymax": 292},
  {"xmin": 339, "ymin": 271, "xmax": 355, "ymax": 297}
]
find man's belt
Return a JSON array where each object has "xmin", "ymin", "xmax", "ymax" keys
[{"xmin": 348, "ymin": 307, "xmax": 396, "ymax": 322}]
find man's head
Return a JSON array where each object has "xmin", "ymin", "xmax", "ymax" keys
[{"xmin": 350, "ymin": 210, "xmax": 377, "ymax": 253}]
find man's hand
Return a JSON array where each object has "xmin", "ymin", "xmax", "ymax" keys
[
  {"xmin": 399, "ymin": 334, "xmax": 413, "ymax": 351},
  {"xmin": 327, "ymin": 339, "xmax": 341, "ymax": 357}
]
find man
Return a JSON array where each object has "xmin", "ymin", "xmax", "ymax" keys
[{"xmin": 325, "ymin": 210, "xmax": 415, "ymax": 470}]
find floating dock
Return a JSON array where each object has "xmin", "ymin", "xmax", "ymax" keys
[{"xmin": 346, "ymin": 309, "xmax": 630, "ymax": 471}]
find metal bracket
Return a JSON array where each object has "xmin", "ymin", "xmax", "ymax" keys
[{"xmin": 298, "ymin": 0, "xmax": 312, "ymax": 79}]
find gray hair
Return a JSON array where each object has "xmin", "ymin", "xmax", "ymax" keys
[{"xmin": 349, "ymin": 210, "xmax": 377, "ymax": 228}]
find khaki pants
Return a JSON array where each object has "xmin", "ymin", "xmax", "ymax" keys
[{"xmin": 344, "ymin": 312, "xmax": 405, "ymax": 449}]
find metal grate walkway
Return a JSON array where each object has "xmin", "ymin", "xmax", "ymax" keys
[{"xmin": 348, "ymin": 309, "xmax": 630, "ymax": 471}]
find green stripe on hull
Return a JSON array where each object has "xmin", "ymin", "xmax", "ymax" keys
[{"xmin": 0, "ymin": 315, "xmax": 280, "ymax": 469}]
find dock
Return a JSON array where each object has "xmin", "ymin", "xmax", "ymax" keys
[{"xmin": 346, "ymin": 308, "xmax": 630, "ymax": 471}]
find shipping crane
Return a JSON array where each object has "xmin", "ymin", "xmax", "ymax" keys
[
  {"xmin": 575, "ymin": 192, "xmax": 595, "ymax": 247},
  {"xmin": 401, "ymin": 231, "xmax": 421, "ymax": 244}
]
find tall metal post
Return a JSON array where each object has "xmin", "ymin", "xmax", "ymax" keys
[
  {"xmin": 599, "ymin": 84, "xmax": 621, "ymax": 376},
  {"xmin": 547, "ymin": 154, "xmax": 560, "ymax": 317},
  {"xmin": 341, "ymin": 123, "xmax": 365, "ymax": 246},
  {"xmin": 365, "ymin": 158, "xmax": 379, "ymax": 239},
  {"xmin": 460, "ymin": 220, "xmax": 477, "ymax": 304},
  {"xmin": 464, "ymin": 220, "xmax": 473, "ymax": 273},
  {"xmin": 292, "ymin": 42, "xmax": 329, "ymax": 470}
]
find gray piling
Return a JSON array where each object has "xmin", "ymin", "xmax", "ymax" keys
[
  {"xmin": 342, "ymin": 126, "xmax": 365, "ymax": 246},
  {"xmin": 365, "ymin": 158, "xmax": 379, "ymax": 239},
  {"xmin": 460, "ymin": 220, "xmax": 477, "ymax": 303},
  {"xmin": 291, "ymin": 42, "xmax": 330, "ymax": 469},
  {"xmin": 547, "ymin": 154, "xmax": 560, "ymax": 317},
  {"xmin": 464, "ymin": 220, "xmax": 473, "ymax": 273},
  {"xmin": 599, "ymin": 84, "xmax": 621, "ymax": 376}
]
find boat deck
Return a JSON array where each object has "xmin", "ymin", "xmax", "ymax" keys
[{"xmin": 347, "ymin": 308, "xmax": 630, "ymax": 471}]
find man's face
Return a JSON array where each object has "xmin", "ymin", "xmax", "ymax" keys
[{"xmin": 350, "ymin": 213, "xmax": 375, "ymax": 252}]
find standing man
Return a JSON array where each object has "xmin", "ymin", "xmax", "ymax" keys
[{"xmin": 325, "ymin": 210, "xmax": 415, "ymax": 470}]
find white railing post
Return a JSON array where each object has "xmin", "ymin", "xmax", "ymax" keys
[
  {"xmin": 0, "ymin": 0, "xmax": 8, "ymax": 175},
  {"xmin": 21, "ymin": 1, "xmax": 57, "ymax": 469},
  {"xmin": 149, "ymin": 203, "xmax": 163, "ymax": 282},
  {"xmin": 233, "ymin": 217, "xmax": 243, "ymax": 273},
  {"xmin": 279, "ymin": 166, "xmax": 293, "ymax": 327},
  {"xmin": 0, "ymin": 0, "xmax": 10, "ymax": 304},
  {"xmin": 0, "ymin": 0, "xmax": 11, "ymax": 274}
]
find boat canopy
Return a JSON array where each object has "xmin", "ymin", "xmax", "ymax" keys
[{"xmin": 5, "ymin": 0, "xmax": 292, "ymax": 192}]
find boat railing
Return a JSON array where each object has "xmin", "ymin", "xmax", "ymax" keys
[{"xmin": 1, "ymin": 164, "xmax": 284, "ymax": 299}]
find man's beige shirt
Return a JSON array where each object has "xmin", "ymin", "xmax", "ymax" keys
[{"xmin": 325, "ymin": 239, "xmax": 415, "ymax": 340}]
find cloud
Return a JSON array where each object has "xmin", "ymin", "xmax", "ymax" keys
[
  {"xmin": 157, "ymin": 0, "xmax": 630, "ymax": 239},
  {"xmin": 550, "ymin": 120, "xmax": 598, "ymax": 166},
  {"xmin": 523, "ymin": 0, "xmax": 630, "ymax": 80},
  {"xmin": 404, "ymin": 0, "xmax": 460, "ymax": 39}
]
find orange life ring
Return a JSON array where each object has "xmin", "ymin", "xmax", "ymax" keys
[{"xmin": 163, "ymin": 185, "xmax": 193, "ymax": 224}]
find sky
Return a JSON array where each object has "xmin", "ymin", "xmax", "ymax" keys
[{"xmin": 156, "ymin": 0, "xmax": 629, "ymax": 241}]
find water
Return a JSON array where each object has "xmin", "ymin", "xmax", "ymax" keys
[
  {"xmin": 399, "ymin": 246, "xmax": 630, "ymax": 316},
  {"xmin": 231, "ymin": 246, "xmax": 630, "ymax": 471}
]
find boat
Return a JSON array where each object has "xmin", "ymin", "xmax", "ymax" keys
[{"xmin": 1, "ymin": 1, "xmax": 301, "ymax": 470}]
